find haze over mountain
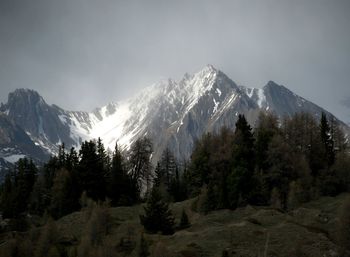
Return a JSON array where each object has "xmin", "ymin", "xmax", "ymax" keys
[
  {"xmin": 1, "ymin": 1, "xmax": 350, "ymax": 124},
  {"xmin": 0, "ymin": 65, "xmax": 348, "ymax": 172}
]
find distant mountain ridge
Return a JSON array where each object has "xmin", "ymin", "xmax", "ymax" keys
[{"xmin": 0, "ymin": 65, "xmax": 349, "ymax": 168}]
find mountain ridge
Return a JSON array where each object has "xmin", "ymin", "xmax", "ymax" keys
[{"xmin": 0, "ymin": 65, "xmax": 348, "ymax": 166}]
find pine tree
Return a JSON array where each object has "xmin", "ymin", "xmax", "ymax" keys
[
  {"xmin": 49, "ymin": 168, "xmax": 80, "ymax": 219},
  {"xmin": 66, "ymin": 147, "xmax": 79, "ymax": 171},
  {"xmin": 227, "ymin": 114, "xmax": 255, "ymax": 208},
  {"xmin": 128, "ymin": 137, "xmax": 153, "ymax": 193},
  {"xmin": 78, "ymin": 140, "xmax": 106, "ymax": 201},
  {"xmin": 320, "ymin": 112, "xmax": 335, "ymax": 166},
  {"xmin": 58, "ymin": 143, "xmax": 66, "ymax": 167},
  {"xmin": 153, "ymin": 162, "xmax": 162, "ymax": 188},
  {"xmin": 140, "ymin": 187, "xmax": 175, "ymax": 235},
  {"xmin": 266, "ymin": 135, "xmax": 294, "ymax": 210},
  {"xmin": 29, "ymin": 175, "xmax": 50, "ymax": 216},
  {"xmin": 160, "ymin": 148, "xmax": 177, "ymax": 190},
  {"xmin": 255, "ymin": 112, "xmax": 279, "ymax": 172},
  {"xmin": 0, "ymin": 174, "xmax": 14, "ymax": 218},
  {"xmin": 169, "ymin": 164, "xmax": 181, "ymax": 202},
  {"xmin": 97, "ymin": 137, "xmax": 109, "ymax": 175},
  {"xmin": 189, "ymin": 133, "xmax": 213, "ymax": 193},
  {"xmin": 108, "ymin": 143, "xmax": 137, "ymax": 205},
  {"xmin": 12, "ymin": 158, "xmax": 38, "ymax": 217}
]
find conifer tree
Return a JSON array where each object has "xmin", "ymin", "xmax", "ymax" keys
[
  {"xmin": 153, "ymin": 162, "xmax": 162, "ymax": 188},
  {"xmin": 29, "ymin": 175, "xmax": 50, "ymax": 216},
  {"xmin": 66, "ymin": 147, "xmax": 79, "ymax": 171},
  {"xmin": 160, "ymin": 148, "xmax": 177, "ymax": 189},
  {"xmin": 78, "ymin": 140, "xmax": 106, "ymax": 201},
  {"xmin": 227, "ymin": 114, "xmax": 255, "ymax": 208},
  {"xmin": 49, "ymin": 168, "xmax": 80, "ymax": 219},
  {"xmin": 108, "ymin": 143, "xmax": 137, "ymax": 205},
  {"xmin": 140, "ymin": 187, "xmax": 175, "ymax": 235},
  {"xmin": 320, "ymin": 112, "xmax": 335, "ymax": 166},
  {"xmin": 255, "ymin": 112, "xmax": 279, "ymax": 172},
  {"xmin": 0, "ymin": 174, "xmax": 14, "ymax": 218},
  {"xmin": 13, "ymin": 158, "xmax": 37, "ymax": 216},
  {"xmin": 189, "ymin": 133, "xmax": 212, "ymax": 192},
  {"xmin": 129, "ymin": 137, "xmax": 153, "ymax": 193},
  {"xmin": 58, "ymin": 143, "xmax": 66, "ymax": 167}
]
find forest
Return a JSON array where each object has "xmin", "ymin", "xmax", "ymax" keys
[{"xmin": 1, "ymin": 111, "xmax": 350, "ymax": 256}]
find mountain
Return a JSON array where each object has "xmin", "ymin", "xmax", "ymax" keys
[
  {"xmin": 0, "ymin": 112, "xmax": 48, "ymax": 180},
  {"xmin": 84, "ymin": 65, "xmax": 349, "ymax": 162},
  {"xmin": 0, "ymin": 65, "xmax": 348, "ymax": 165}
]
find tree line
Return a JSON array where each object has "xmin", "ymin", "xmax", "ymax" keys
[
  {"xmin": 188, "ymin": 112, "xmax": 350, "ymax": 213},
  {"xmin": 0, "ymin": 111, "xmax": 350, "ymax": 233}
]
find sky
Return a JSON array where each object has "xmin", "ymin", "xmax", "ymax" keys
[{"xmin": 1, "ymin": 0, "xmax": 350, "ymax": 122}]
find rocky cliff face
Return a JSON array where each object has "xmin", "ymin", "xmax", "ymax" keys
[
  {"xmin": 0, "ymin": 65, "xmax": 348, "ymax": 166},
  {"xmin": 0, "ymin": 113, "xmax": 48, "ymax": 179}
]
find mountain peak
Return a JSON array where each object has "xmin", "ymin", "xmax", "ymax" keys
[
  {"xmin": 264, "ymin": 81, "xmax": 289, "ymax": 91},
  {"xmin": 199, "ymin": 64, "xmax": 218, "ymax": 75},
  {"xmin": 8, "ymin": 88, "xmax": 46, "ymax": 106}
]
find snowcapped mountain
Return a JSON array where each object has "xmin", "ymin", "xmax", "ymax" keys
[
  {"xmin": 0, "ymin": 112, "xmax": 48, "ymax": 179},
  {"xmin": 0, "ymin": 65, "xmax": 349, "ymax": 166}
]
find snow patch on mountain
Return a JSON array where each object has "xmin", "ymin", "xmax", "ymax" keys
[
  {"xmin": 2, "ymin": 65, "xmax": 349, "ymax": 164},
  {"xmin": 3, "ymin": 154, "xmax": 26, "ymax": 163},
  {"xmin": 256, "ymin": 88, "xmax": 266, "ymax": 108}
]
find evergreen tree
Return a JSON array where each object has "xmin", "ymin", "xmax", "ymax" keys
[
  {"xmin": 169, "ymin": 164, "xmax": 181, "ymax": 201},
  {"xmin": 128, "ymin": 137, "xmax": 153, "ymax": 193},
  {"xmin": 330, "ymin": 117, "xmax": 348, "ymax": 153},
  {"xmin": 255, "ymin": 112, "xmax": 279, "ymax": 172},
  {"xmin": 266, "ymin": 135, "xmax": 296, "ymax": 209},
  {"xmin": 108, "ymin": 143, "xmax": 137, "ymax": 205},
  {"xmin": 49, "ymin": 168, "xmax": 80, "ymax": 219},
  {"xmin": 320, "ymin": 112, "xmax": 335, "ymax": 166},
  {"xmin": 189, "ymin": 133, "xmax": 213, "ymax": 193},
  {"xmin": 66, "ymin": 147, "xmax": 79, "ymax": 171},
  {"xmin": 140, "ymin": 187, "xmax": 175, "ymax": 235},
  {"xmin": 43, "ymin": 156, "xmax": 61, "ymax": 189},
  {"xmin": 58, "ymin": 143, "xmax": 66, "ymax": 167},
  {"xmin": 153, "ymin": 162, "xmax": 162, "ymax": 188},
  {"xmin": 12, "ymin": 158, "xmax": 38, "ymax": 217},
  {"xmin": 78, "ymin": 140, "xmax": 106, "ymax": 201},
  {"xmin": 154, "ymin": 148, "xmax": 180, "ymax": 201},
  {"xmin": 227, "ymin": 115, "xmax": 255, "ymax": 208},
  {"xmin": 97, "ymin": 137, "xmax": 109, "ymax": 176},
  {"xmin": 160, "ymin": 148, "xmax": 177, "ymax": 190},
  {"xmin": 0, "ymin": 174, "xmax": 14, "ymax": 218},
  {"xmin": 29, "ymin": 175, "xmax": 50, "ymax": 216}
]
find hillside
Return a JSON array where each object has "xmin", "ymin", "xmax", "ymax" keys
[{"xmin": 1, "ymin": 193, "xmax": 348, "ymax": 257}]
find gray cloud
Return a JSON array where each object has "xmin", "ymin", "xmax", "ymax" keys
[{"xmin": 1, "ymin": 0, "xmax": 350, "ymax": 121}]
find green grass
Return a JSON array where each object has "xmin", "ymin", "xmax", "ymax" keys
[{"xmin": 1, "ymin": 194, "xmax": 349, "ymax": 257}]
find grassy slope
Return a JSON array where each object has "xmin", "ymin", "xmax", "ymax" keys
[{"xmin": 1, "ymin": 193, "xmax": 348, "ymax": 257}]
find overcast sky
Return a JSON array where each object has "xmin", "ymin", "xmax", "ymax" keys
[{"xmin": 1, "ymin": 0, "xmax": 350, "ymax": 121}]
